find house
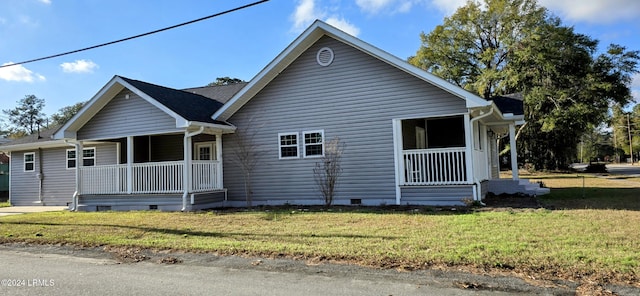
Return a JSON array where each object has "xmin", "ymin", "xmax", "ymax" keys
[
  {"xmin": 0, "ymin": 147, "xmax": 9, "ymax": 200},
  {"xmin": 0, "ymin": 20, "xmax": 545, "ymax": 211}
]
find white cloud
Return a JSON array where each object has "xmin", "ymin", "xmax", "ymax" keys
[
  {"xmin": 326, "ymin": 17, "xmax": 360, "ymax": 36},
  {"xmin": 38, "ymin": 0, "xmax": 52, "ymax": 4},
  {"xmin": 60, "ymin": 59, "xmax": 98, "ymax": 73},
  {"xmin": 539, "ymin": 0, "xmax": 640, "ymax": 24},
  {"xmin": 632, "ymin": 73, "xmax": 640, "ymax": 88},
  {"xmin": 429, "ymin": 0, "xmax": 467, "ymax": 15},
  {"xmin": 0, "ymin": 62, "xmax": 46, "ymax": 82},
  {"xmin": 292, "ymin": 0, "xmax": 322, "ymax": 32},
  {"xmin": 290, "ymin": 0, "xmax": 361, "ymax": 36},
  {"xmin": 356, "ymin": 0, "xmax": 427, "ymax": 15}
]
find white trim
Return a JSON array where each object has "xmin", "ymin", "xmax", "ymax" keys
[
  {"xmin": 392, "ymin": 119, "xmax": 403, "ymax": 205},
  {"xmin": 463, "ymin": 113, "xmax": 474, "ymax": 186},
  {"xmin": 215, "ymin": 134, "xmax": 223, "ymax": 188},
  {"xmin": 213, "ymin": 20, "xmax": 489, "ymax": 121},
  {"xmin": 194, "ymin": 141, "xmax": 216, "ymax": 161},
  {"xmin": 509, "ymin": 123, "xmax": 519, "ymax": 180},
  {"xmin": 316, "ymin": 47, "xmax": 334, "ymax": 66},
  {"xmin": 66, "ymin": 147, "xmax": 96, "ymax": 169},
  {"xmin": 278, "ymin": 132, "xmax": 299, "ymax": 159},
  {"xmin": 391, "ymin": 112, "xmax": 467, "ymax": 122},
  {"xmin": 82, "ymin": 147, "xmax": 96, "ymax": 167},
  {"xmin": 23, "ymin": 152, "xmax": 35, "ymax": 172},
  {"xmin": 302, "ymin": 130, "xmax": 324, "ymax": 158}
]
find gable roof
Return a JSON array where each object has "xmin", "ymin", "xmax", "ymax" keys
[
  {"xmin": 54, "ymin": 75, "xmax": 234, "ymax": 139},
  {"xmin": 213, "ymin": 20, "xmax": 491, "ymax": 121},
  {"xmin": 183, "ymin": 82, "xmax": 248, "ymax": 104},
  {"xmin": 490, "ymin": 93, "xmax": 524, "ymax": 116},
  {"xmin": 119, "ymin": 77, "xmax": 225, "ymax": 124}
]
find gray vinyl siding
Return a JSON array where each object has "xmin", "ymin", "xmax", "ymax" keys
[
  {"xmin": 400, "ymin": 186, "xmax": 473, "ymax": 205},
  {"xmin": 223, "ymin": 36, "xmax": 468, "ymax": 205},
  {"xmin": 9, "ymin": 143, "xmax": 118, "ymax": 206},
  {"xmin": 78, "ymin": 89, "xmax": 179, "ymax": 141}
]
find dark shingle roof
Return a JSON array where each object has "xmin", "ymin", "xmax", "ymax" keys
[
  {"xmin": 119, "ymin": 76, "xmax": 227, "ymax": 124},
  {"xmin": 489, "ymin": 93, "xmax": 524, "ymax": 116},
  {"xmin": 182, "ymin": 83, "xmax": 247, "ymax": 104}
]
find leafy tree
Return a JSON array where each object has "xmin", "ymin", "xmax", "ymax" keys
[
  {"xmin": 409, "ymin": 0, "xmax": 547, "ymax": 99},
  {"xmin": 207, "ymin": 77, "xmax": 245, "ymax": 86},
  {"xmin": 2, "ymin": 95, "xmax": 46, "ymax": 135},
  {"xmin": 409, "ymin": 0, "xmax": 639, "ymax": 170},
  {"xmin": 50, "ymin": 101, "xmax": 85, "ymax": 126}
]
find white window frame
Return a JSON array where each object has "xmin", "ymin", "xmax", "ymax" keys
[
  {"xmin": 194, "ymin": 142, "xmax": 216, "ymax": 160},
  {"xmin": 82, "ymin": 147, "xmax": 96, "ymax": 167},
  {"xmin": 278, "ymin": 132, "xmax": 299, "ymax": 159},
  {"xmin": 66, "ymin": 149, "xmax": 77, "ymax": 169},
  {"xmin": 303, "ymin": 130, "xmax": 324, "ymax": 158},
  {"xmin": 24, "ymin": 152, "xmax": 35, "ymax": 172},
  {"xmin": 66, "ymin": 147, "xmax": 96, "ymax": 169}
]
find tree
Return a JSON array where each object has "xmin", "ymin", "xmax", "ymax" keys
[
  {"xmin": 313, "ymin": 137, "xmax": 344, "ymax": 207},
  {"xmin": 409, "ymin": 0, "xmax": 639, "ymax": 170},
  {"xmin": 229, "ymin": 116, "xmax": 263, "ymax": 208},
  {"xmin": 50, "ymin": 101, "xmax": 85, "ymax": 126},
  {"xmin": 3, "ymin": 95, "xmax": 46, "ymax": 135},
  {"xmin": 409, "ymin": 0, "xmax": 548, "ymax": 99},
  {"xmin": 207, "ymin": 77, "xmax": 245, "ymax": 86}
]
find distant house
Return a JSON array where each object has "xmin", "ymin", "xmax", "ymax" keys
[
  {"xmin": 0, "ymin": 146, "xmax": 9, "ymax": 199},
  {"xmin": 0, "ymin": 20, "xmax": 545, "ymax": 211}
]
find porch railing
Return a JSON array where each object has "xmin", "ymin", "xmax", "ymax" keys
[
  {"xmin": 402, "ymin": 148, "xmax": 467, "ymax": 185},
  {"xmin": 79, "ymin": 160, "xmax": 221, "ymax": 195}
]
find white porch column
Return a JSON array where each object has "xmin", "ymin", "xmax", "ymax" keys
[
  {"xmin": 127, "ymin": 136, "xmax": 133, "ymax": 194},
  {"xmin": 463, "ymin": 113, "xmax": 474, "ymax": 184},
  {"xmin": 76, "ymin": 141, "xmax": 84, "ymax": 194},
  {"xmin": 215, "ymin": 134, "xmax": 223, "ymax": 189},
  {"xmin": 508, "ymin": 122, "xmax": 519, "ymax": 180},
  {"xmin": 392, "ymin": 119, "xmax": 403, "ymax": 205}
]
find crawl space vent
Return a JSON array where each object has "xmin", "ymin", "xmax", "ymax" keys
[{"xmin": 316, "ymin": 47, "xmax": 334, "ymax": 66}]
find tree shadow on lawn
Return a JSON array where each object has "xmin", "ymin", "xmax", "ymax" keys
[
  {"xmin": 0, "ymin": 220, "xmax": 401, "ymax": 240},
  {"xmin": 539, "ymin": 187, "xmax": 640, "ymax": 211}
]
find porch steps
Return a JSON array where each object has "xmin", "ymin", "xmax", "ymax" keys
[{"xmin": 486, "ymin": 179, "xmax": 550, "ymax": 196}]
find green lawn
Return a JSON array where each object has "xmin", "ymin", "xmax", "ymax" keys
[
  {"xmin": 0, "ymin": 201, "xmax": 9, "ymax": 208},
  {"xmin": 1, "ymin": 174, "xmax": 639, "ymax": 287}
]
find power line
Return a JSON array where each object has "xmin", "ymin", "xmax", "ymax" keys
[{"xmin": 0, "ymin": 0, "xmax": 269, "ymax": 68}]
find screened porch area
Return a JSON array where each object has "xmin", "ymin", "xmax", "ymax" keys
[{"xmin": 400, "ymin": 116, "xmax": 469, "ymax": 186}]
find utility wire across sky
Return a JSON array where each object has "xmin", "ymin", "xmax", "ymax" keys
[{"xmin": 0, "ymin": 0, "xmax": 269, "ymax": 69}]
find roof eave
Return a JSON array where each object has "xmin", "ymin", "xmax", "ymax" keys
[{"xmin": 0, "ymin": 140, "xmax": 69, "ymax": 152}]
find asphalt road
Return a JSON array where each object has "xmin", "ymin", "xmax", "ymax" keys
[{"xmin": 0, "ymin": 245, "xmax": 565, "ymax": 296}]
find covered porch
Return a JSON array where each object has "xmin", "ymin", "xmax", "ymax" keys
[
  {"xmin": 393, "ymin": 109, "xmax": 532, "ymax": 205},
  {"xmin": 70, "ymin": 127, "xmax": 230, "ymax": 211}
]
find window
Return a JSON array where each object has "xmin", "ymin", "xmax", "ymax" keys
[
  {"xmin": 66, "ymin": 150, "xmax": 76, "ymax": 169},
  {"xmin": 24, "ymin": 152, "xmax": 35, "ymax": 172},
  {"xmin": 279, "ymin": 133, "xmax": 299, "ymax": 159},
  {"xmin": 83, "ymin": 148, "xmax": 96, "ymax": 166},
  {"xmin": 66, "ymin": 148, "xmax": 96, "ymax": 168},
  {"xmin": 194, "ymin": 142, "xmax": 216, "ymax": 160},
  {"xmin": 303, "ymin": 130, "xmax": 324, "ymax": 157}
]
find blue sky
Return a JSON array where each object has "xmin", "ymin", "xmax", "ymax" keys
[{"xmin": 1, "ymin": 0, "xmax": 639, "ymax": 121}]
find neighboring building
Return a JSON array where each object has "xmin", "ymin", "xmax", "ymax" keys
[
  {"xmin": 0, "ymin": 20, "xmax": 545, "ymax": 211},
  {"xmin": 0, "ymin": 147, "xmax": 9, "ymax": 200}
]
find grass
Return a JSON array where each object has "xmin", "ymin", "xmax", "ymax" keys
[
  {"xmin": 0, "ymin": 174, "xmax": 639, "ymax": 287},
  {"xmin": 0, "ymin": 201, "xmax": 9, "ymax": 208}
]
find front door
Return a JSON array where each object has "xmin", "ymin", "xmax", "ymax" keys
[{"xmin": 194, "ymin": 142, "xmax": 215, "ymax": 160}]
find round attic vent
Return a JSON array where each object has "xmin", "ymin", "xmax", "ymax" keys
[{"xmin": 316, "ymin": 47, "xmax": 334, "ymax": 66}]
